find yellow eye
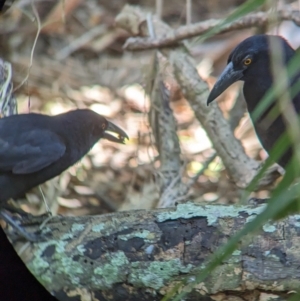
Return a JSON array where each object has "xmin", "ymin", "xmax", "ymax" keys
[{"xmin": 244, "ymin": 58, "xmax": 252, "ymax": 65}]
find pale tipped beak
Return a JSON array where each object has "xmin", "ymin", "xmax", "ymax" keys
[{"xmin": 104, "ymin": 121, "xmax": 129, "ymax": 144}]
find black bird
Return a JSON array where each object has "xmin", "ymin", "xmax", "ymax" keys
[
  {"xmin": 0, "ymin": 109, "xmax": 128, "ymax": 299},
  {"xmin": 0, "ymin": 227, "xmax": 58, "ymax": 300},
  {"xmin": 207, "ymin": 34, "xmax": 299, "ymax": 169},
  {"xmin": 0, "ymin": 109, "xmax": 128, "ymax": 205}
]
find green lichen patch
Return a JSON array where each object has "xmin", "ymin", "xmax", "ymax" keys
[
  {"xmin": 118, "ymin": 229, "xmax": 155, "ymax": 242},
  {"xmin": 93, "ymin": 251, "xmax": 129, "ymax": 288},
  {"xmin": 27, "ymin": 239, "xmax": 85, "ymax": 290},
  {"xmin": 156, "ymin": 202, "xmax": 266, "ymax": 226},
  {"xmin": 262, "ymin": 223, "xmax": 277, "ymax": 233},
  {"xmin": 128, "ymin": 258, "xmax": 192, "ymax": 290},
  {"xmin": 91, "ymin": 223, "xmax": 106, "ymax": 232},
  {"xmin": 71, "ymin": 223, "xmax": 85, "ymax": 232}
]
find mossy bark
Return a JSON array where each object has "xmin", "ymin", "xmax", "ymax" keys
[{"xmin": 8, "ymin": 201, "xmax": 300, "ymax": 301}]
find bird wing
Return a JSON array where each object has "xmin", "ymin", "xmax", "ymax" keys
[{"xmin": 0, "ymin": 129, "xmax": 66, "ymax": 174}]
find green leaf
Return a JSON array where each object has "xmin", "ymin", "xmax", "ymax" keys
[
  {"xmin": 288, "ymin": 292, "xmax": 300, "ymax": 301},
  {"xmin": 192, "ymin": 0, "xmax": 267, "ymax": 44}
]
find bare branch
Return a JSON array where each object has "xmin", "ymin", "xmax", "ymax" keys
[
  {"xmin": 0, "ymin": 59, "xmax": 17, "ymax": 117},
  {"xmin": 121, "ymin": 9, "xmax": 300, "ymax": 51},
  {"xmin": 172, "ymin": 52, "xmax": 261, "ymax": 187},
  {"xmin": 145, "ymin": 15, "xmax": 185, "ymax": 208}
]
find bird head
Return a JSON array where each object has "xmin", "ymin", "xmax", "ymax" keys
[
  {"xmin": 207, "ymin": 34, "xmax": 294, "ymax": 105},
  {"xmin": 65, "ymin": 109, "xmax": 129, "ymax": 144}
]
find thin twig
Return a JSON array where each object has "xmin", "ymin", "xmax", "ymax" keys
[
  {"xmin": 123, "ymin": 9, "xmax": 300, "ymax": 51},
  {"xmin": 146, "ymin": 13, "xmax": 156, "ymax": 39},
  {"xmin": 186, "ymin": 0, "xmax": 192, "ymax": 25},
  {"xmin": 55, "ymin": 24, "xmax": 107, "ymax": 60},
  {"xmin": 14, "ymin": 0, "xmax": 42, "ymax": 92},
  {"xmin": 0, "ymin": 60, "xmax": 17, "ymax": 117},
  {"xmin": 39, "ymin": 186, "xmax": 51, "ymax": 214},
  {"xmin": 156, "ymin": 0, "xmax": 163, "ymax": 19}
]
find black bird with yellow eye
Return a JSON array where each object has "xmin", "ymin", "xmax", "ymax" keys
[{"xmin": 207, "ymin": 34, "xmax": 300, "ymax": 169}]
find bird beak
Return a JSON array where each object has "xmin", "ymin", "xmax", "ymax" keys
[
  {"xmin": 103, "ymin": 121, "xmax": 129, "ymax": 144},
  {"xmin": 207, "ymin": 62, "xmax": 243, "ymax": 105}
]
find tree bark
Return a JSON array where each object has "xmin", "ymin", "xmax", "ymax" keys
[{"xmin": 9, "ymin": 201, "xmax": 300, "ymax": 301}]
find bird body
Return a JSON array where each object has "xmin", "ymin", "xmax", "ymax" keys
[
  {"xmin": 207, "ymin": 34, "xmax": 300, "ymax": 168},
  {"xmin": 0, "ymin": 109, "xmax": 128, "ymax": 298},
  {"xmin": 0, "ymin": 109, "xmax": 128, "ymax": 204}
]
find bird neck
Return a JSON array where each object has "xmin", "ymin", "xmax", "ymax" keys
[
  {"xmin": 243, "ymin": 74, "xmax": 273, "ymax": 115},
  {"xmin": 54, "ymin": 115, "xmax": 98, "ymax": 157},
  {"xmin": 243, "ymin": 44, "xmax": 295, "ymax": 116}
]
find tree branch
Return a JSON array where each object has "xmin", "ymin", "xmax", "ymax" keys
[
  {"xmin": 10, "ymin": 201, "xmax": 300, "ymax": 300},
  {"xmin": 145, "ymin": 16, "xmax": 185, "ymax": 208},
  {"xmin": 119, "ymin": 8, "xmax": 300, "ymax": 51}
]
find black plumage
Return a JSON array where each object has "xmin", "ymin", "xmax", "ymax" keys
[
  {"xmin": 0, "ymin": 227, "xmax": 58, "ymax": 300},
  {"xmin": 0, "ymin": 109, "xmax": 128, "ymax": 300},
  {"xmin": 207, "ymin": 34, "xmax": 300, "ymax": 169},
  {"xmin": 0, "ymin": 109, "xmax": 128, "ymax": 204}
]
